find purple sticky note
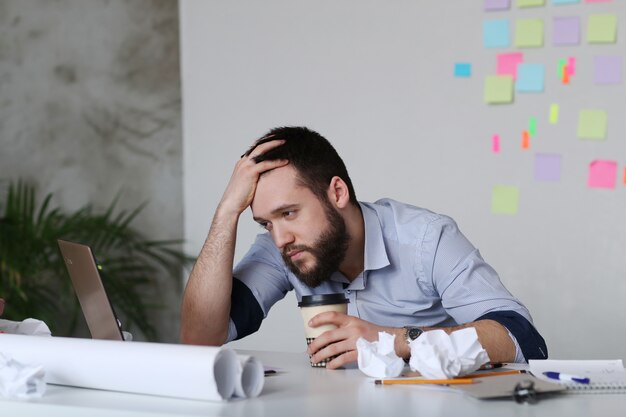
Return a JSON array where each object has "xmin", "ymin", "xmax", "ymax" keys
[
  {"xmin": 588, "ymin": 160, "xmax": 617, "ymax": 189},
  {"xmin": 553, "ymin": 16, "xmax": 580, "ymax": 45},
  {"xmin": 497, "ymin": 52, "xmax": 524, "ymax": 79},
  {"xmin": 485, "ymin": 0, "xmax": 511, "ymax": 11},
  {"xmin": 534, "ymin": 153, "xmax": 562, "ymax": 182},
  {"xmin": 593, "ymin": 56, "xmax": 623, "ymax": 84}
]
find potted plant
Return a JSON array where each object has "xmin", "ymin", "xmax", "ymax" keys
[{"xmin": 0, "ymin": 180, "xmax": 191, "ymax": 341}]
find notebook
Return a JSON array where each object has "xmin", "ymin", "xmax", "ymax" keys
[
  {"xmin": 57, "ymin": 239, "xmax": 125, "ymax": 341},
  {"xmin": 529, "ymin": 359, "xmax": 626, "ymax": 394}
]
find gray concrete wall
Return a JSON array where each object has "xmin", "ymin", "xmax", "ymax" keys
[{"xmin": 0, "ymin": 0, "xmax": 183, "ymax": 342}]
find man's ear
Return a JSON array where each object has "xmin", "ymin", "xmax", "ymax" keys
[{"xmin": 327, "ymin": 176, "xmax": 351, "ymax": 209}]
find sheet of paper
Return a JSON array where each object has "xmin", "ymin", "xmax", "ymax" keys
[
  {"xmin": 550, "ymin": 104, "xmax": 559, "ymax": 124},
  {"xmin": 593, "ymin": 56, "xmax": 622, "ymax": 84},
  {"xmin": 588, "ymin": 160, "xmax": 617, "ymax": 189},
  {"xmin": 515, "ymin": 19, "xmax": 544, "ymax": 47},
  {"xmin": 553, "ymin": 16, "xmax": 580, "ymax": 45},
  {"xmin": 497, "ymin": 52, "xmax": 524, "ymax": 79},
  {"xmin": 587, "ymin": 14, "xmax": 617, "ymax": 43},
  {"xmin": 454, "ymin": 62, "xmax": 472, "ymax": 77},
  {"xmin": 0, "ymin": 334, "xmax": 264, "ymax": 401},
  {"xmin": 577, "ymin": 109, "xmax": 607, "ymax": 139},
  {"xmin": 534, "ymin": 153, "xmax": 561, "ymax": 181},
  {"xmin": 483, "ymin": 19, "xmax": 511, "ymax": 48},
  {"xmin": 484, "ymin": 75, "xmax": 514, "ymax": 103},
  {"xmin": 484, "ymin": 0, "xmax": 511, "ymax": 11},
  {"xmin": 529, "ymin": 359, "xmax": 625, "ymax": 384},
  {"xmin": 516, "ymin": 63, "xmax": 545, "ymax": 92},
  {"xmin": 491, "ymin": 186, "xmax": 519, "ymax": 214}
]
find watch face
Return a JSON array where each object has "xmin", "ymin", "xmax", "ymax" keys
[{"xmin": 408, "ymin": 327, "xmax": 423, "ymax": 340}]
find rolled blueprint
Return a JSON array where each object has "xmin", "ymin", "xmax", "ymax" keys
[
  {"xmin": 234, "ymin": 355, "xmax": 264, "ymax": 398},
  {"xmin": 0, "ymin": 334, "xmax": 263, "ymax": 401}
]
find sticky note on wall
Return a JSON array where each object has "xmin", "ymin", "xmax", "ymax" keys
[
  {"xmin": 484, "ymin": 20, "xmax": 511, "ymax": 48},
  {"xmin": 497, "ymin": 52, "xmax": 524, "ymax": 79},
  {"xmin": 552, "ymin": 0, "xmax": 580, "ymax": 4},
  {"xmin": 517, "ymin": 0, "xmax": 545, "ymax": 7},
  {"xmin": 516, "ymin": 64, "xmax": 545, "ymax": 92},
  {"xmin": 485, "ymin": 0, "xmax": 511, "ymax": 11},
  {"xmin": 515, "ymin": 19, "xmax": 544, "ymax": 47},
  {"xmin": 553, "ymin": 16, "xmax": 580, "ymax": 45},
  {"xmin": 588, "ymin": 160, "xmax": 617, "ymax": 189},
  {"xmin": 454, "ymin": 63, "xmax": 472, "ymax": 77},
  {"xmin": 484, "ymin": 75, "xmax": 514, "ymax": 103},
  {"xmin": 492, "ymin": 186, "xmax": 520, "ymax": 214},
  {"xmin": 549, "ymin": 104, "xmax": 559, "ymax": 124},
  {"xmin": 577, "ymin": 110, "xmax": 608, "ymax": 139},
  {"xmin": 587, "ymin": 14, "xmax": 617, "ymax": 43},
  {"xmin": 593, "ymin": 56, "xmax": 623, "ymax": 84},
  {"xmin": 534, "ymin": 153, "xmax": 562, "ymax": 181}
]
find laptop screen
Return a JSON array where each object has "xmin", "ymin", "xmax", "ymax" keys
[{"xmin": 57, "ymin": 239, "xmax": 125, "ymax": 341}]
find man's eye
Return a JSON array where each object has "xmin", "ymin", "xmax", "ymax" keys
[
  {"xmin": 283, "ymin": 211, "xmax": 295, "ymax": 218},
  {"xmin": 258, "ymin": 222, "xmax": 272, "ymax": 231}
]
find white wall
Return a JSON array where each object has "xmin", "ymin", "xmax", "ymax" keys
[{"xmin": 180, "ymin": 0, "xmax": 626, "ymax": 359}]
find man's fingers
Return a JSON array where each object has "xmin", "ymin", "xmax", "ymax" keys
[
  {"xmin": 326, "ymin": 350, "xmax": 358, "ymax": 370},
  {"xmin": 242, "ymin": 138, "xmax": 284, "ymax": 159},
  {"xmin": 309, "ymin": 311, "xmax": 348, "ymax": 328}
]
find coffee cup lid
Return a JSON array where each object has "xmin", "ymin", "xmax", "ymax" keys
[{"xmin": 298, "ymin": 293, "xmax": 349, "ymax": 307}]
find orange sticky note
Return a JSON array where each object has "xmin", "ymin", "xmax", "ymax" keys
[
  {"xmin": 623, "ymin": 167, "xmax": 626, "ymax": 185},
  {"xmin": 562, "ymin": 67, "xmax": 570, "ymax": 84},
  {"xmin": 521, "ymin": 130, "xmax": 530, "ymax": 149}
]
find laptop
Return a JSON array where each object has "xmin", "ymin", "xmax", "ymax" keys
[{"xmin": 57, "ymin": 239, "xmax": 125, "ymax": 341}]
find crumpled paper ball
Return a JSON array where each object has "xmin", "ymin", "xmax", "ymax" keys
[
  {"xmin": 356, "ymin": 332, "xmax": 404, "ymax": 378},
  {"xmin": 408, "ymin": 327, "xmax": 490, "ymax": 379}
]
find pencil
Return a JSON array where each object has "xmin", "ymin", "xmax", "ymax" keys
[
  {"xmin": 464, "ymin": 370, "xmax": 525, "ymax": 378},
  {"xmin": 375, "ymin": 378, "xmax": 475, "ymax": 385}
]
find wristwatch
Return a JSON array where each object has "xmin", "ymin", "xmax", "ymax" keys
[{"xmin": 404, "ymin": 326, "xmax": 423, "ymax": 343}]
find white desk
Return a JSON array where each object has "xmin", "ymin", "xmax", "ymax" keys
[{"xmin": 2, "ymin": 350, "xmax": 625, "ymax": 417}]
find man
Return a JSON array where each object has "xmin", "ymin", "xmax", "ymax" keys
[{"xmin": 181, "ymin": 127, "xmax": 547, "ymax": 369}]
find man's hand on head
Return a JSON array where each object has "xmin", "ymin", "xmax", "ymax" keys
[
  {"xmin": 217, "ymin": 139, "xmax": 288, "ymax": 218},
  {"xmin": 306, "ymin": 312, "xmax": 389, "ymax": 370}
]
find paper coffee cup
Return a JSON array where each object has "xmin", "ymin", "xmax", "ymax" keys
[{"xmin": 298, "ymin": 294, "xmax": 349, "ymax": 368}]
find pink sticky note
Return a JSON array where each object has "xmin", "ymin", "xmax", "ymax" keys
[
  {"xmin": 588, "ymin": 160, "xmax": 617, "ymax": 189},
  {"xmin": 497, "ymin": 53, "xmax": 524, "ymax": 80},
  {"xmin": 585, "ymin": 0, "xmax": 612, "ymax": 3},
  {"xmin": 492, "ymin": 134, "xmax": 501, "ymax": 153},
  {"xmin": 567, "ymin": 57, "xmax": 576, "ymax": 76}
]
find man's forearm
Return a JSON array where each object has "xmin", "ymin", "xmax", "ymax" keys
[
  {"xmin": 389, "ymin": 319, "xmax": 516, "ymax": 363},
  {"xmin": 180, "ymin": 208, "xmax": 240, "ymax": 345}
]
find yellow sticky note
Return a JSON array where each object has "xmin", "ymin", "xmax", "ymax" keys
[
  {"xmin": 577, "ymin": 110, "xmax": 607, "ymax": 140},
  {"xmin": 484, "ymin": 75, "xmax": 514, "ymax": 104},
  {"xmin": 491, "ymin": 186, "xmax": 519, "ymax": 215},
  {"xmin": 517, "ymin": 0, "xmax": 545, "ymax": 7},
  {"xmin": 587, "ymin": 14, "xmax": 617, "ymax": 44},
  {"xmin": 550, "ymin": 104, "xmax": 559, "ymax": 124},
  {"xmin": 515, "ymin": 19, "xmax": 544, "ymax": 48}
]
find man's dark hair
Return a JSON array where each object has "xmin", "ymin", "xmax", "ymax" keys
[{"xmin": 247, "ymin": 126, "xmax": 358, "ymax": 206}]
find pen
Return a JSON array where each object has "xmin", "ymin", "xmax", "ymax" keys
[
  {"xmin": 464, "ymin": 370, "xmax": 525, "ymax": 378},
  {"xmin": 543, "ymin": 371, "xmax": 590, "ymax": 384},
  {"xmin": 479, "ymin": 362, "xmax": 503, "ymax": 370},
  {"xmin": 375, "ymin": 378, "xmax": 475, "ymax": 385}
]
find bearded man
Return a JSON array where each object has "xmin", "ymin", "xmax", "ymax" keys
[{"xmin": 181, "ymin": 127, "xmax": 547, "ymax": 368}]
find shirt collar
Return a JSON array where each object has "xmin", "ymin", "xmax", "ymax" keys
[{"xmin": 359, "ymin": 202, "xmax": 390, "ymax": 272}]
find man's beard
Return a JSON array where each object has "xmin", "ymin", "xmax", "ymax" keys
[{"xmin": 281, "ymin": 202, "xmax": 349, "ymax": 288}]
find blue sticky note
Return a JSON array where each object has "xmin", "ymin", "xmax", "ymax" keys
[
  {"xmin": 483, "ymin": 20, "xmax": 510, "ymax": 48},
  {"xmin": 552, "ymin": 0, "xmax": 580, "ymax": 4},
  {"xmin": 454, "ymin": 63, "xmax": 472, "ymax": 77},
  {"xmin": 516, "ymin": 64, "xmax": 545, "ymax": 92}
]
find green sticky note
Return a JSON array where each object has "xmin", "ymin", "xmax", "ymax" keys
[
  {"xmin": 517, "ymin": 0, "xmax": 545, "ymax": 7},
  {"xmin": 492, "ymin": 186, "xmax": 519, "ymax": 215},
  {"xmin": 528, "ymin": 117, "xmax": 537, "ymax": 136},
  {"xmin": 577, "ymin": 110, "xmax": 607, "ymax": 140},
  {"xmin": 587, "ymin": 14, "xmax": 617, "ymax": 44},
  {"xmin": 550, "ymin": 104, "xmax": 559, "ymax": 124},
  {"xmin": 484, "ymin": 75, "xmax": 514, "ymax": 104},
  {"xmin": 515, "ymin": 19, "xmax": 544, "ymax": 48},
  {"xmin": 558, "ymin": 58, "xmax": 566, "ymax": 78}
]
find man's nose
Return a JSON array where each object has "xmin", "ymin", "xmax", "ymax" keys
[{"xmin": 272, "ymin": 224, "xmax": 295, "ymax": 249}]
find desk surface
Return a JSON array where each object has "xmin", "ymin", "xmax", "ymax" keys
[{"xmin": 2, "ymin": 350, "xmax": 625, "ymax": 417}]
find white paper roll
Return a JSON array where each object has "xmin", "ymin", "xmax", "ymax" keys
[
  {"xmin": 0, "ymin": 334, "xmax": 242, "ymax": 401},
  {"xmin": 234, "ymin": 355, "xmax": 264, "ymax": 398}
]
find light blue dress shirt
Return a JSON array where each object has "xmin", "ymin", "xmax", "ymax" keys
[{"xmin": 229, "ymin": 199, "xmax": 531, "ymax": 361}]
